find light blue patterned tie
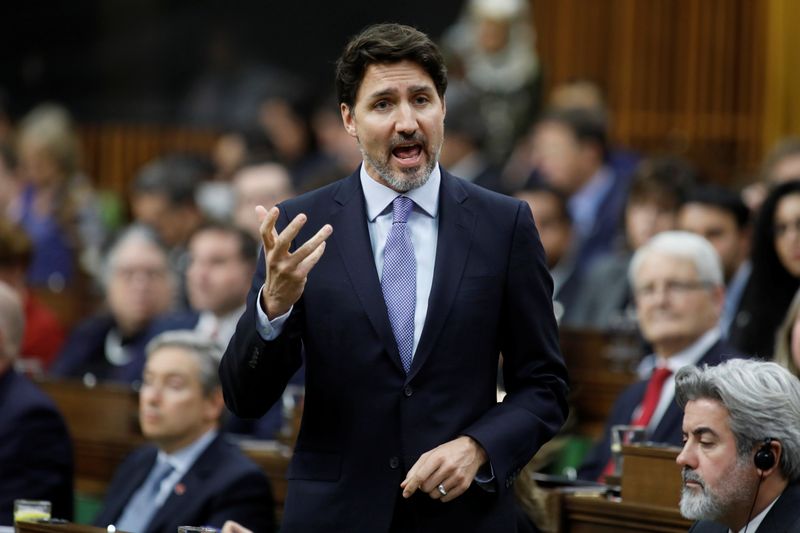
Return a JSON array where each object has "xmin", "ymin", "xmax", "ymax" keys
[
  {"xmin": 115, "ymin": 458, "xmax": 174, "ymax": 532},
  {"xmin": 382, "ymin": 196, "xmax": 416, "ymax": 373}
]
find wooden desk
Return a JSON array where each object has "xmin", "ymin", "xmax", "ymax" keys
[
  {"xmin": 35, "ymin": 379, "xmax": 143, "ymax": 496},
  {"xmin": 15, "ymin": 522, "xmax": 116, "ymax": 533},
  {"xmin": 559, "ymin": 328, "xmax": 643, "ymax": 438},
  {"xmin": 560, "ymin": 444, "xmax": 691, "ymax": 532},
  {"xmin": 562, "ymin": 495, "xmax": 692, "ymax": 532}
]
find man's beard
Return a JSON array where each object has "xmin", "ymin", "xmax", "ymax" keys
[
  {"xmin": 361, "ymin": 133, "xmax": 441, "ymax": 193},
  {"xmin": 679, "ymin": 458, "xmax": 755, "ymax": 522}
]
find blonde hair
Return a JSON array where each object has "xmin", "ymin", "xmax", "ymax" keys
[{"xmin": 775, "ymin": 288, "xmax": 800, "ymax": 376}]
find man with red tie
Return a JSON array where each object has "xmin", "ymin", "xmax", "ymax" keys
[{"xmin": 578, "ymin": 231, "xmax": 745, "ymax": 481}]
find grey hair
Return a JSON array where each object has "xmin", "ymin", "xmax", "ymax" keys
[
  {"xmin": 145, "ymin": 330, "xmax": 222, "ymax": 395},
  {"xmin": 629, "ymin": 230, "xmax": 724, "ymax": 288},
  {"xmin": 675, "ymin": 359, "xmax": 800, "ymax": 482},
  {"xmin": 0, "ymin": 282, "xmax": 24, "ymax": 360},
  {"xmin": 100, "ymin": 224, "xmax": 170, "ymax": 289}
]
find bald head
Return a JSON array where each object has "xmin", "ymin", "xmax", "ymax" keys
[{"xmin": 0, "ymin": 281, "xmax": 24, "ymax": 363}]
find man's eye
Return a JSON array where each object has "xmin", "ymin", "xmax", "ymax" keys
[
  {"xmin": 414, "ymin": 96, "xmax": 430, "ymax": 105},
  {"xmin": 374, "ymin": 101, "xmax": 389, "ymax": 110}
]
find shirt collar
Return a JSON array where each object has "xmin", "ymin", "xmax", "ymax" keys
[
  {"xmin": 655, "ymin": 327, "xmax": 722, "ymax": 373},
  {"xmin": 157, "ymin": 429, "xmax": 218, "ymax": 475},
  {"xmin": 732, "ymin": 493, "xmax": 779, "ymax": 533},
  {"xmin": 360, "ymin": 163, "xmax": 441, "ymax": 221}
]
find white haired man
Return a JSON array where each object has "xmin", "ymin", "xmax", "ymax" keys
[{"xmin": 676, "ymin": 359, "xmax": 800, "ymax": 532}]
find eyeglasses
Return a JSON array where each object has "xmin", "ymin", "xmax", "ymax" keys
[{"xmin": 634, "ymin": 280, "xmax": 713, "ymax": 299}]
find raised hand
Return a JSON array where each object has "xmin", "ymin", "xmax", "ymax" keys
[{"xmin": 256, "ymin": 205, "xmax": 333, "ymax": 319}]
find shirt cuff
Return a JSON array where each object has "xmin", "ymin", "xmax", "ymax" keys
[
  {"xmin": 255, "ymin": 285, "xmax": 292, "ymax": 341},
  {"xmin": 474, "ymin": 462, "xmax": 496, "ymax": 492}
]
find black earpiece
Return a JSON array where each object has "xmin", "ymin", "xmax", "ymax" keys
[{"xmin": 754, "ymin": 438, "xmax": 775, "ymax": 471}]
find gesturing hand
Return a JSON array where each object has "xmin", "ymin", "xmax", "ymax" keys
[
  {"xmin": 400, "ymin": 436, "xmax": 488, "ymax": 503},
  {"xmin": 257, "ymin": 205, "xmax": 333, "ymax": 319}
]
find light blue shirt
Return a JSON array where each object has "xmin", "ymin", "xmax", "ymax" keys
[
  {"xmin": 256, "ymin": 164, "xmax": 441, "ymax": 361},
  {"xmin": 153, "ymin": 429, "xmax": 218, "ymax": 505}
]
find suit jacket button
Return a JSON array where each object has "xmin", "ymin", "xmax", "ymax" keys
[
  {"xmin": 389, "ymin": 456, "xmax": 400, "ymax": 469},
  {"xmin": 403, "ymin": 385, "xmax": 413, "ymax": 397}
]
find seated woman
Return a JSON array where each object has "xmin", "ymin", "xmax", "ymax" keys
[{"xmin": 730, "ymin": 181, "xmax": 800, "ymax": 358}]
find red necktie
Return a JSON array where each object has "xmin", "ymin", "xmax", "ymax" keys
[
  {"xmin": 599, "ymin": 366, "xmax": 672, "ymax": 481},
  {"xmin": 632, "ymin": 366, "xmax": 673, "ymax": 427}
]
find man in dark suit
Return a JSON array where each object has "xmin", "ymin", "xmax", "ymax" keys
[
  {"xmin": 219, "ymin": 23, "xmax": 569, "ymax": 532},
  {"xmin": 0, "ymin": 282, "xmax": 73, "ymax": 525},
  {"xmin": 675, "ymin": 359, "xmax": 800, "ymax": 532},
  {"xmin": 94, "ymin": 330, "xmax": 274, "ymax": 533},
  {"xmin": 579, "ymin": 231, "xmax": 743, "ymax": 481}
]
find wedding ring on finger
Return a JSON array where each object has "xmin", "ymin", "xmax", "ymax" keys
[{"xmin": 437, "ymin": 483, "xmax": 448, "ymax": 497}]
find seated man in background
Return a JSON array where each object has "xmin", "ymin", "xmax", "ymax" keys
[
  {"xmin": 0, "ymin": 281, "xmax": 73, "ymax": 524},
  {"xmin": 578, "ymin": 231, "xmax": 743, "ymax": 480},
  {"xmin": 50, "ymin": 225, "xmax": 176, "ymax": 385},
  {"xmin": 676, "ymin": 359, "xmax": 800, "ymax": 532},
  {"xmin": 93, "ymin": 330, "xmax": 274, "ymax": 533},
  {"xmin": 514, "ymin": 182, "xmax": 579, "ymax": 324},
  {"xmin": 231, "ymin": 161, "xmax": 295, "ymax": 241},
  {"xmin": 677, "ymin": 184, "xmax": 751, "ymax": 340}
]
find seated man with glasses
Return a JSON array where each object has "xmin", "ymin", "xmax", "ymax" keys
[{"xmin": 578, "ymin": 231, "xmax": 746, "ymax": 481}]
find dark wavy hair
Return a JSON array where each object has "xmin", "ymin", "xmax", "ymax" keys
[
  {"xmin": 335, "ymin": 23, "xmax": 447, "ymax": 110},
  {"xmin": 731, "ymin": 180, "xmax": 800, "ymax": 357}
]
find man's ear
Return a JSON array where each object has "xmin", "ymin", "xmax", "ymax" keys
[{"xmin": 341, "ymin": 103, "xmax": 357, "ymax": 138}]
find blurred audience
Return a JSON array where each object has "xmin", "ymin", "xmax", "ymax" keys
[
  {"xmin": 515, "ymin": 183, "xmax": 579, "ymax": 324},
  {"xmin": 529, "ymin": 107, "xmax": 631, "ymax": 275},
  {"xmin": 677, "ymin": 184, "xmax": 752, "ymax": 339},
  {"xmin": 231, "ymin": 161, "xmax": 294, "ymax": 240},
  {"xmin": 0, "ymin": 281, "xmax": 73, "ymax": 525},
  {"xmin": 439, "ymin": 88, "xmax": 505, "ymax": 193},
  {"xmin": 730, "ymin": 181, "xmax": 800, "ymax": 358},
  {"xmin": 743, "ymin": 137, "xmax": 800, "ymax": 212},
  {"xmin": 50, "ymin": 225, "xmax": 176, "ymax": 385},
  {"xmin": 0, "ymin": 219, "xmax": 65, "ymax": 372},
  {"xmin": 442, "ymin": 0, "xmax": 541, "ymax": 163},
  {"xmin": 578, "ymin": 231, "xmax": 742, "ymax": 481},
  {"xmin": 568, "ymin": 157, "xmax": 694, "ymax": 329},
  {"xmin": 775, "ymin": 288, "xmax": 800, "ymax": 377},
  {"xmin": 130, "ymin": 155, "xmax": 208, "ymax": 309},
  {"xmin": 8, "ymin": 103, "xmax": 106, "ymax": 290},
  {"xmin": 93, "ymin": 330, "xmax": 275, "ymax": 533}
]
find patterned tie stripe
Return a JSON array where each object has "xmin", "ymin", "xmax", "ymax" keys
[{"xmin": 381, "ymin": 196, "xmax": 416, "ymax": 373}]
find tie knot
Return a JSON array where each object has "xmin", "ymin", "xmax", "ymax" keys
[{"xmin": 392, "ymin": 196, "xmax": 414, "ymax": 224}]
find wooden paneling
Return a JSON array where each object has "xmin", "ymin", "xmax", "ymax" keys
[
  {"xmin": 531, "ymin": 0, "xmax": 768, "ymax": 185},
  {"xmin": 78, "ymin": 124, "xmax": 218, "ymax": 198}
]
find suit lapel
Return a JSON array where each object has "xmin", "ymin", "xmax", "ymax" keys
[
  {"xmin": 105, "ymin": 450, "xmax": 157, "ymax": 525},
  {"xmin": 409, "ymin": 173, "xmax": 475, "ymax": 380},
  {"xmin": 145, "ymin": 437, "xmax": 221, "ymax": 533},
  {"xmin": 330, "ymin": 173, "xmax": 404, "ymax": 372}
]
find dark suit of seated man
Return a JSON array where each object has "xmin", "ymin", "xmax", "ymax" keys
[
  {"xmin": 93, "ymin": 330, "xmax": 274, "ymax": 533},
  {"xmin": 675, "ymin": 359, "xmax": 800, "ymax": 532},
  {"xmin": 579, "ymin": 231, "xmax": 744, "ymax": 481},
  {"xmin": 0, "ymin": 282, "xmax": 73, "ymax": 525}
]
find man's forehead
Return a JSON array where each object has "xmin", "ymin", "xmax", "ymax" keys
[
  {"xmin": 357, "ymin": 62, "xmax": 436, "ymax": 96},
  {"xmin": 683, "ymin": 398, "xmax": 731, "ymax": 434}
]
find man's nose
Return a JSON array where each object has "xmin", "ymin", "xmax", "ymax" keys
[
  {"xmin": 395, "ymin": 103, "xmax": 418, "ymax": 134},
  {"xmin": 676, "ymin": 443, "xmax": 693, "ymax": 468}
]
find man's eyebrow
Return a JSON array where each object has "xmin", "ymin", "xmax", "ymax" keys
[{"xmin": 692, "ymin": 427, "xmax": 719, "ymax": 439}]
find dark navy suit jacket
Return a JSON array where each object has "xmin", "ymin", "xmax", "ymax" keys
[
  {"xmin": 687, "ymin": 482, "xmax": 800, "ymax": 532},
  {"xmin": 93, "ymin": 434, "xmax": 275, "ymax": 533},
  {"xmin": 220, "ymin": 169, "xmax": 570, "ymax": 532},
  {"xmin": 578, "ymin": 339, "xmax": 742, "ymax": 481},
  {"xmin": 0, "ymin": 368, "xmax": 73, "ymax": 525}
]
